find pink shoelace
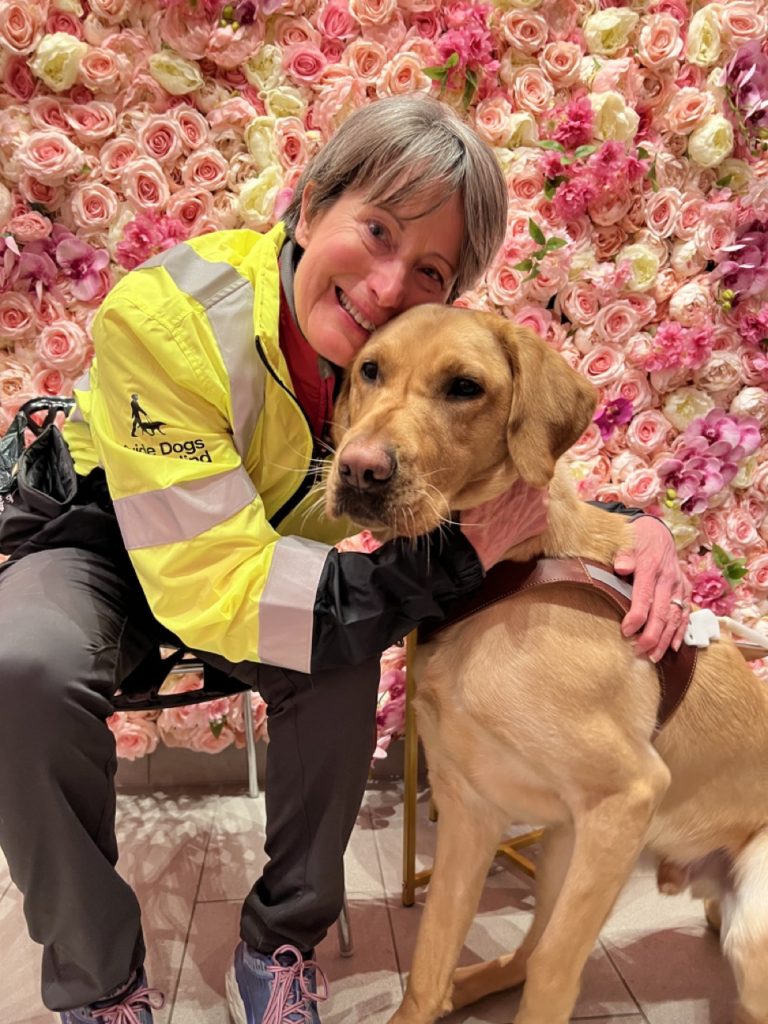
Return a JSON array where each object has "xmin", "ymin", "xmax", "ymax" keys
[
  {"xmin": 96, "ymin": 981, "xmax": 165, "ymax": 1024},
  {"xmin": 262, "ymin": 945, "xmax": 329, "ymax": 1024}
]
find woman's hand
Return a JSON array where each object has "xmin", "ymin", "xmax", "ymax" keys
[
  {"xmin": 461, "ymin": 481, "xmax": 549, "ymax": 571},
  {"xmin": 614, "ymin": 516, "xmax": 691, "ymax": 662}
]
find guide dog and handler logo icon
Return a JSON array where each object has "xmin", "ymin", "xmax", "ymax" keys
[
  {"xmin": 127, "ymin": 394, "xmax": 212, "ymax": 461},
  {"xmin": 130, "ymin": 394, "xmax": 166, "ymax": 437}
]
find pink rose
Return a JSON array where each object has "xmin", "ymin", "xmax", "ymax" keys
[
  {"xmin": 499, "ymin": 10, "xmax": 548, "ymax": 55},
  {"xmin": 508, "ymin": 161, "xmax": 544, "ymax": 204},
  {"xmin": 593, "ymin": 300, "xmax": 640, "ymax": 345},
  {"xmin": 317, "ymin": 0, "xmax": 358, "ymax": 40},
  {"xmin": 693, "ymin": 207, "xmax": 736, "ymax": 261},
  {"xmin": 693, "ymin": 352, "xmax": 743, "ymax": 398},
  {"xmin": 664, "ymin": 87, "xmax": 712, "ymax": 134},
  {"xmin": 283, "ymin": 43, "xmax": 327, "ymax": 85},
  {"xmin": 99, "ymin": 136, "xmax": 139, "ymax": 182},
  {"xmin": 4, "ymin": 54, "xmax": 37, "ymax": 100},
  {"xmin": 32, "ymin": 364, "xmax": 73, "ymax": 398},
  {"xmin": 79, "ymin": 46, "xmax": 122, "ymax": 93},
  {"xmin": 540, "ymin": 41, "xmax": 582, "ymax": 85},
  {"xmin": 621, "ymin": 468, "xmax": 661, "ymax": 508},
  {"xmin": 471, "ymin": 96, "xmax": 513, "ymax": 149},
  {"xmin": 675, "ymin": 193, "xmax": 707, "ymax": 239},
  {"xmin": 726, "ymin": 508, "xmax": 760, "ymax": 550},
  {"xmin": 107, "ymin": 712, "xmax": 160, "ymax": 761},
  {"xmin": 228, "ymin": 692, "xmax": 268, "ymax": 748},
  {"xmin": 348, "ymin": 0, "xmax": 398, "ymax": 27},
  {"xmin": 570, "ymin": 422, "xmax": 604, "ymax": 460},
  {"xmin": 45, "ymin": 10, "xmax": 83, "ymax": 38},
  {"xmin": 64, "ymin": 102, "xmax": 117, "ymax": 144},
  {"xmin": 274, "ymin": 117, "xmax": 309, "ymax": 170},
  {"xmin": 68, "ymin": 182, "xmax": 119, "ymax": 232},
  {"xmin": 510, "ymin": 65, "xmax": 554, "ymax": 116},
  {"xmin": 644, "ymin": 188, "xmax": 681, "ymax": 239},
  {"xmin": 720, "ymin": 3, "xmax": 766, "ymax": 45},
  {"xmin": 0, "ymin": 292, "xmax": 36, "ymax": 340},
  {"xmin": 173, "ymin": 106, "xmax": 209, "ymax": 150},
  {"xmin": 17, "ymin": 130, "xmax": 85, "ymax": 185},
  {"xmin": 89, "ymin": 0, "xmax": 132, "ymax": 24},
  {"xmin": 8, "ymin": 210, "xmax": 52, "ymax": 242},
  {"xmin": 485, "ymin": 262, "xmax": 522, "ymax": 308},
  {"xmin": 188, "ymin": 721, "xmax": 235, "ymax": 755},
  {"xmin": 605, "ymin": 370, "xmax": 654, "ymax": 413},
  {"xmin": 181, "ymin": 147, "xmax": 229, "ymax": 191},
  {"xmin": 376, "ymin": 52, "xmax": 432, "ymax": 96},
  {"xmin": 274, "ymin": 14, "xmax": 320, "ymax": 48},
  {"xmin": 0, "ymin": 359, "xmax": 35, "ymax": 416},
  {"xmin": 578, "ymin": 345, "xmax": 625, "ymax": 388},
  {"xmin": 748, "ymin": 554, "xmax": 768, "ymax": 594},
  {"xmin": 206, "ymin": 25, "xmax": 264, "ymax": 70},
  {"xmin": 36, "ymin": 320, "xmax": 90, "ymax": 375},
  {"xmin": 626, "ymin": 409, "xmax": 674, "ymax": 457},
  {"xmin": 556, "ymin": 282, "xmax": 599, "ymax": 326},
  {"xmin": 344, "ymin": 38, "xmax": 387, "ymax": 80},
  {"xmin": 0, "ymin": 0, "xmax": 43, "ymax": 56},
  {"xmin": 637, "ymin": 13, "xmax": 682, "ymax": 69},
  {"xmin": 730, "ymin": 386, "xmax": 768, "ymax": 425},
  {"xmin": 166, "ymin": 186, "xmax": 213, "ymax": 233},
  {"xmin": 123, "ymin": 156, "xmax": 170, "ymax": 211},
  {"xmin": 593, "ymin": 224, "xmax": 627, "ymax": 260},
  {"xmin": 523, "ymin": 258, "xmax": 568, "ymax": 305},
  {"xmin": 588, "ymin": 191, "xmax": 632, "ymax": 227},
  {"xmin": 513, "ymin": 304, "xmax": 552, "ymax": 339},
  {"xmin": 137, "ymin": 114, "xmax": 184, "ymax": 165}
]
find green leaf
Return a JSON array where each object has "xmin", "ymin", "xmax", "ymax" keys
[
  {"xmin": 524, "ymin": 265, "xmax": 541, "ymax": 281},
  {"xmin": 637, "ymin": 146, "xmax": 650, "ymax": 160},
  {"xmin": 513, "ymin": 259, "xmax": 533, "ymax": 271},
  {"xmin": 423, "ymin": 66, "xmax": 448, "ymax": 82},
  {"xmin": 544, "ymin": 179, "xmax": 557, "ymax": 200},
  {"xmin": 573, "ymin": 144, "xmax": 598, "ymax": 159},
  {"xmin": 711, "ymin": 544, "xmax": 730, "ymax": 567},
  {"xmin": 210, "ymin": 719, "xmax": 225, "ymax": 739},
  {"xmin": 725, "ymin": 565, "xmax": 748, "ymax": 583},
  {"xmin": 537, "ymin": 140, "xmax": 566, "ymax": 152},
  {"xmin": 462, "ymin": 67, "xmax": 478, "ymax": 109},
  {"xmin": 716, "ymin": 174, "xmax": 733, "ymax": 188},
  {"xmin": 545, "ymin": 236, "xmax": 567, "ymax": 250},
  {"xmin": 528, "ymin": 218, "xmax": 546, "ymax": 245},
  {"xmin": 649, "ymin": 158, "xmax": 659, "ymax": 193},
  {"xmin": 445, "ymin": 51, "xmax": 459, "ymax": 68}
]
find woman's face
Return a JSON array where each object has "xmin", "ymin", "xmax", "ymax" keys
[{"xmin": 293, "ymin": 186, "xmax": 464, "ymax": 367}]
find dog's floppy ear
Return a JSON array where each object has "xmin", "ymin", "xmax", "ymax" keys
[{"xmin": 498, "ymin": 321, "xmax": 597, "ymax": 489}]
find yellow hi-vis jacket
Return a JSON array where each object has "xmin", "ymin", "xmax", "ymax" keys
[{"xmin": 63, "ymin": 224, "xmax": 484, "ymax": 673}]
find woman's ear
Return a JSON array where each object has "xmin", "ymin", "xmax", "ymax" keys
[{"xmin": 294, "ymin": 182, "xmax": 315, "ymax": 248}]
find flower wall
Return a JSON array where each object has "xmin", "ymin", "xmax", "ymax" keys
[{"xmin": 1, "ymin": 0, "xmax": 767, "ymax": 758}]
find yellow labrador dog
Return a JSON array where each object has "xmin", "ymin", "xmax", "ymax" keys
[{"xmin": 325, "ymin": 305, "xmax": 768, "ymax": 1024}]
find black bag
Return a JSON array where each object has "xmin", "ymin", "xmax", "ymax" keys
[{"xmin": 0, "ymin": 396, "xmax": 78, "ymax": 555}]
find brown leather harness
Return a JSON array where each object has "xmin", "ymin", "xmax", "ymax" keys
[{"xmin": 418, "ymin": 557, "xmax": 698, "ymax": 733}]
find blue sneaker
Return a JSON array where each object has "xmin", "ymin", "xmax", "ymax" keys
[
  {"xmin": 226, "ymin": 942, "xmax": 328, "ymax": 1024},
  {"xmin": 59, "ymin": 968, "xmax": 164, "ymax": 1023}
]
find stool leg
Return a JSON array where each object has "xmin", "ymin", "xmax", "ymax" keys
[
  {"xmin": 242, "ymin": 691, "xmax": 260, "ymax": 799},
  {"xmin": 402, "ymin": 631, "xmax": 419, "ymax": 907},
  {"xmin": 336, "ymin": 894, "xmax": 354, "ymax": 957}
]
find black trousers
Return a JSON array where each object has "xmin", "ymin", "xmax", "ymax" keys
[{"xmin": 0, "ymin": 546, "xmax": 379, "ymax": 1011}]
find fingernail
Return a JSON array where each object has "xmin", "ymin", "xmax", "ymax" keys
[
  {"xmin": 673, "ymin": 640, "xmax": 681, "ymax": 651},
  {"xmin": 650, "ymin": 653, "xmax": 659, "ymax": 663}
]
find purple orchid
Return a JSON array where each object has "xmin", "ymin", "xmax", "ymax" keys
[
  {"xmin": 594, "ymin": 398, "xmax": 633, "ymax": 439},
  {"xmin": 712, "ymin": 219, "xmax": 768, "ymax": 306},
  {"xmin": 724, "ymin": 41, "xmax": 768, "ymax": 135},
  {"xmin": 54, "ymin": 233, "xmax": 109, "ymax": 302}
]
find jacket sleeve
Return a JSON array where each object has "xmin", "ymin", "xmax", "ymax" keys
[
  {"xmin": 87, "ymin": 276, "xmax": 484, "ymax": 674},
  {"xmin": 588, "ymin": 500, "xmax": 644, "ymax": 518}
]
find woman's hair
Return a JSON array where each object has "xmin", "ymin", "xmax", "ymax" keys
[{"xmin": 282, "ymin": 95, "xmax": 508, "ymax": 302}]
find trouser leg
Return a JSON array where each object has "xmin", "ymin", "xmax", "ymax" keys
[
  {"xmin": 0, "ymin": 548, "xmax": 159, "ymax": 1011},
  {"xmin": 227, "ymin": 658, "xmax": 380, "ymax": 954}
]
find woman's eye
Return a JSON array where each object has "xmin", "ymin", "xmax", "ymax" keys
[
  {"xmin": 361, "ymin": 361, "xmax": 379, "ymax": 382},
  {"xmin": 423, "ymin": 267, "xmax": 445, "ymax": 287},
  {"xmin": 367, "ymin": 221, "xmax": 387, "ymax": 241},
  {"xmin": 447, "ymin": 377, "xmax": 483, "ymax": 399}
]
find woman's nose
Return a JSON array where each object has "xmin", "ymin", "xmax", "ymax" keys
[{"xmin": 368, "ymin": 260, "xmax": 407, "ymax": 310}]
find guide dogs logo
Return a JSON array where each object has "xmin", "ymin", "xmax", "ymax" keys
[{"xmin": 130, "ymin": 394, "xmax": 166, "ymax": 437}]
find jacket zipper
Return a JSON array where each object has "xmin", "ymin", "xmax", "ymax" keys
[{"xmin": 254, "ymin": 335, "xmax": 325, "ymax": 528}]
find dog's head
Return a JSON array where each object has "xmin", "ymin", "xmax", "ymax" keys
[{"xmin": 326, "ymin": 305, "xmax": 597, "ymax": 536}]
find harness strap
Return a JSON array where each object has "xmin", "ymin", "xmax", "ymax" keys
[{"xmin": 418, "ymin": 557, "xmax": 697, "ymax": 733}]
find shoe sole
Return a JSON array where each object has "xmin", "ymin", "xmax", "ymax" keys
[{"xmin": 225, "ymin": 964, "xmax": 248, "ymax": 1024}]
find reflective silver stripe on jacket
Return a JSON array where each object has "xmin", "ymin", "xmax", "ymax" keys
[
  {"xmin": 113, "ymin": 467, "xmax": 256, "ymax": 550},
  {"xmin": 258, "ymin": 535, "xmax": 330, "ymax": 673},
  {"xmin": 142, "ymin": 245, "xmax": 264, "ymax": 459},
  {"xmin": 69, "ymin": 369, "xmax": 91, "ymax": 423}
]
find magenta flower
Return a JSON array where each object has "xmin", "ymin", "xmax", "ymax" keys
[
  {"xmin": 54, "ymin": 234, "xmax": 109, "ymax": 302},
  {"xmin": 552, "ymin": 98, "xmax": 594, "ymax": 150},
  {"xmin": 552, "ymin": 176, "xmax": 597, "ymax": 221},
  {"xmin": 644, "ymin": 321, "xmax": 714, "ymax": 371},
  {"xmin": 116, "ymin": 212, "xmax": 188, "ymax": 271},
  {"xmin": 724, "ymin": 41, "xmax": 768, "ymax": 138},
  {"xmin": 737, "ymin": 307, "xmax": 768, "ymax": 348},
  {"xmin": 437, "ymin": 2, "xmax": 499, "ymax": 77},
  {"xmin": 712, "ymin": 220, "xmax": 768, "ymax": 306},
  {"xmin": 690, "ymin": 568, "xmax": 737, "ymax": 616},
  {"xmin": 594, "ymin": 398, "xmax": 633, "ymax": 439}
]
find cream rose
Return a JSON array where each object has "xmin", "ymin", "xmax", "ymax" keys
[
  {"xmin": 238, "ymin": 166, "xmax": 282, "ymax": 230},
  {"xmin": 474, "ymin": 95, "xmax": 515, "ymax": 147},
  {"xmin": 685, "ymin": 6, "xmax": 722, "ymax": 67},
  {"xmin": 668, "ymin": 280, "xmax": 711, "ymax": 327},
  {"xmin": 245, "ymin": 116, "xmax": 277, "ymax": 168},
  {"xmin": 376, "ymin": 52, "xmax": 432, "ymax": 97},
  {"xmin": 510, "ymin": 65, "xmax": 554, "ymax": 116},
  {"xmin": 664, "ymin": 87, "xmax": 714, "ymax": 135},
  {"xmin": 721, "ymin": 3, "xmax": 766, "ymax": 45},
  {"xmin": 661, "ymin": 505, "xmax": 701, "ymax": 550},
  {"xmin": 589, "ymin": 90, "xmax": 639, "ymax": 142},
  {"xmin": 617, "ymin": 243, "xmax": 660, "ymax": 292},
  {"xmin": 263, "ymin": 84, "xmax": 307, "ymax": 120},
  {"xmin": 583, "ymin": 8, "xmax": 639, "ymax": 56},
  {"xmin": 29, "ymin": 32, "xmax": 88, "ymax": 92},
  {"xmin": 242, "ymin": 44, "xmax": 284, "ymax": 92},
  {"xmin": 693, "ymin": 351, "xmax": 742, "ymax": 396},
  {"xmin": 730, "ymin": 387, "xmax": 768, "ymax": 425},
  {"xmin": 688, "ymin": 114, "xmax": 734, "ymax": 168},
  {"xmin": 499, "ymin": 10, "xmax": 548, "ymax": 54},
  {"xmin": 147, "ymin": 50, "xmax": 203, "ymax": 95}
]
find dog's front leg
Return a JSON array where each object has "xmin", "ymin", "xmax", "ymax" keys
[
  {"xmin": 514, "ymin": 754, "xmax": 670, "ymax": 1024},
  {"xmin": 387, "ymin": 770, "xmax": 507, "ymax": 1024}
]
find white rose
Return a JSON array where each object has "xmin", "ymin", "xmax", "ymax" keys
[
  {"xmin": 238, "ymin": 166, "xmax": 282, "ymax": 230},
  {"xmin": 688, "ymin": 114, "xmax": 734, "ymax": 168},
  {"xmin": 242, "ymin": 44, "xmax": 284, "ymax": 93},
  {"xmin": 494, "ymin": 0, "xmax": 543, "ymax": 9},
  {"xmin": 54, "ymin": 0, "xmax": 84, "ymax": 11},
  {"xmin": 589, "ymin": 90, "xmax": 639, "ymax": 142},
  {"xmin": 148, "ymin": 51, "xmax": 204, "ymax": 95},
  {"xmin": 661, "ymin": 505, "xmax": 701, "ymax": 550},
  {"xmin": 670, "ymin": 239, "xmax": 707, "ymax": 277},
  {"xmin": 244, "ymin": 116, "xmax": 277, "ymax": 168},
  {"xmin": 583, "ymin": 9, "xmax": 639, "ymax": 56},
  {"xmin": 716, "ymin": 157, "xmax": 752, "ymax": 192},
  {"xmin": 730, "ymin": 386, "xmax": 768, "ymax": 424},
  {"xmin": 618, "ymin": 243, "xmax": 660, "ymax": 292},
  {"xmin": 685, "ymin": 6, "xmax": 722, "ymax": 66},
  {"xmin": 0, "ymin": 183, "xmax": 11, "ymax": 230},
  {"xmin": 506, "ymin": 111, "xmax": 538, "ymax": 148},
  {"xmin": 29, "ymin": 32, "xmax": 88, "ymax": 93},
  {"xmin": 668, "ymin": 281, "xmax": 710, "ymax": 326},
  {"xmin": 264, "ymin": 84, "xmax": 307, "ymax": 120},
  {"xmin": 662, "ymin": 385, "xmax": 715, "ymax": 430}
]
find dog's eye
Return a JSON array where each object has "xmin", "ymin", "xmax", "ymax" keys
[
  {"xmin": 360, "ymin": 361, "xmax": 379, "ymax": 382},
  {"xmin": 447, "ymin": 377, "xmax": 484, "ymax": 399}
]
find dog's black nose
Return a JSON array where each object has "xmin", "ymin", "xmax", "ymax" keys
[{"xmin": 339, "ymin": 442, "xmax": 396, "ymax": 491}]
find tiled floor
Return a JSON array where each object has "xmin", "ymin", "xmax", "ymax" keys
[{"xmin": 0, "ymin": 782, "xmax": 737, "ymax": 1024}]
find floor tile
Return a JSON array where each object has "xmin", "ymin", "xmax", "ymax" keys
[{"xmin": 0, "ymin": 886, "xmax": 57, "ymax": 1024}]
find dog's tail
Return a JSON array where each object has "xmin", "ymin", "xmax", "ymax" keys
[{"xmin": 721, "ymin": 826, "xmax": 768, "ymax": 1024}]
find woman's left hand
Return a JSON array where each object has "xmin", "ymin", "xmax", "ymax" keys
[{"xmin": 613, "ymin": 516, "xmax": 691, "ymax": 662}]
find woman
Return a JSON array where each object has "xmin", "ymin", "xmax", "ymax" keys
[{"xmin": 0, "ymin": 95, "xmax": 687, "ymax": 1024}]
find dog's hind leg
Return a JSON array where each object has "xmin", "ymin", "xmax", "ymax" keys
[
  {"xmin": 721, "ymin": 828, "xmax": 768, "ymax": 1024},
  {"xmin": 514, "ymin": 751, "xmax": 670, "ymax": 1024},
  {"xmin": 387, "ymin": 771, "xmax": 508, "ymax": 1024},
  {"xmin": 450, "ymin": 823, "xmax": 574, "ymax": 1010}
]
